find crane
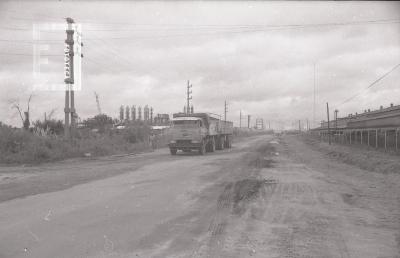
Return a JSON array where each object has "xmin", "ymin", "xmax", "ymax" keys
[{"xmin": 94, "ymin": 91, "xmax": 102, "ymax": 115}]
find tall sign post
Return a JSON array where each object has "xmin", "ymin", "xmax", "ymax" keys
[
  {"xmin": 64, "ymin": 19, "xmax": 74, "ymax": 137},
  {"xmin": 64, "ymin": 18, "xmax": 82, "ymax": 138}
]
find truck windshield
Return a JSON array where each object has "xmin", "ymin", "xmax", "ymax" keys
[{"xmin": 173, "ymin": 120, "xmax": 200, "ymax": 127}]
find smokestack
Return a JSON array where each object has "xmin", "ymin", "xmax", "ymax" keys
[
  {"xmin": 138, "ymin": 106, "xmax": 142, "ymax": 120},
  {"xmin": 131, "ymin": 105, "xmax": 136, "ymax": 121},
  {"xmin": 125, "ymin": 106, "xmax": 130, "ymax": 121}
]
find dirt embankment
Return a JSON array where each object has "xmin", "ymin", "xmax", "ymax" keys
[{"xmin": 300, "ymin": 134, "xmax": 400, "ymax": 174}]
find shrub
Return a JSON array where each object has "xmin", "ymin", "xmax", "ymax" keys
[{"xmin": 0, "ymin": 123, "xmax": 153, "ymax": 164}]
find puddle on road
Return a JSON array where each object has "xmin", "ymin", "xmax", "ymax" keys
[
  {"xmin": 341, "ymin": 193, "xmax": 356, "ymax": 205},
  {"xmin": 218, "ymin": 178, "xmax": 278, "ymax": 216}
]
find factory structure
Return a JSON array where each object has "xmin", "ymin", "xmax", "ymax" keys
[
  {"xmin": 314, "ymin": 103, "xmax": 400, "ymax": 151},
  {"xmin": 118, "ymin": 105, "xmax": 170, "ymax": 126}
]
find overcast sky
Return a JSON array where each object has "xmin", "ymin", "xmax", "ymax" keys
[{"xmin": 1, "ymin": 1, "xmax": 400, "ymax": 129}]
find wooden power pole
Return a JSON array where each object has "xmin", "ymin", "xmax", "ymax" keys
[
  {"xmin": 186, "ymin": 80, "xmax": 192, "ymax": 114},
  {"xmin": 326, "ymin": 102, "xmax": 331, "ymax": 145},
  {"xmin": 224, "ymin": 100, "xmax": 227, "ymax": 122},
  {"xmin": 239, "ymin": 110, "xmax": 242, "ymax": 128}
]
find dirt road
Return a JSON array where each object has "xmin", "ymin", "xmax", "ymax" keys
[{"xmin": 0, "ymin": 135, "xmax": 399, "ymax": 258}]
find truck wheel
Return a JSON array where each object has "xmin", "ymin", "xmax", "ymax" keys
[
  {"xmin": 199, "ymin": 144, "xmax": 206, "ymax": 155},
  {"xmin": 211, "ymin": 139, "xmax": 215, "ymax": 152},
  {"xmin": 216, "ymin": 137, "xmax": 223, "ymax": 150},
  {"xmin": 170, "ymin": 148, "xmax": 177, "ymax": 155},
  {"xmin": 226, "ymin": 137, "xmax": 232, "ymax": 148}
]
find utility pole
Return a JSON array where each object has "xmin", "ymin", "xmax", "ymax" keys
[
  {"xmin": 64, "ymin": 18, "xmax": 75, "ymax": 137},
  {"xmin": 327, "ymin": 102, "xmax": 331, "ymax": 145},
  {"xmin": 247, "ymin": 115, "xmax": 251, "ymax": 128},
  {"xmin": 224, "ymin": 100, "xmax": 227, "ymax": 122},
  {"xmin": 186, "ymin": 80, "xmax": 192, "ymax": 114},
  {"xmin": 313, "ymin": 63, "xmax": 316, "ymax": 129},
  {"xmin": 334, "ymin": 109, "xmax": 339, "ymax": 129},
  {"xmin": 298, "ymin": 120, "xmax": 301, "ymax": 132},
  {"xmin": 239, "ymin": 110, "xmax": 242, "ymax": 128}
]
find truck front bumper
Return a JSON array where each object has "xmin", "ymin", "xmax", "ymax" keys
[{"xmin": 168, "ymin": 141, "xmax": 202, "ymax": 150}]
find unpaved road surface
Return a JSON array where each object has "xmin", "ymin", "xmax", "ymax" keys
[{"xmin": 0, "ymin": 135, "xmax": 399, "ymax": 258}]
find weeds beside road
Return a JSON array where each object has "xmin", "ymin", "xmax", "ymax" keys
[
  {"xmin": 0, "ymin": 124, "xmax": 153, "ymax": 164},
  {"xmin": 0, "ymin": 122, "xmax": 268, "ymax": 165},
  {"xmin": 300, "ymin": 134, "xmax": 400, "ymax": 174}
]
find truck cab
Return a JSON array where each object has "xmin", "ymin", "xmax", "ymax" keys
[{"xmin": 168, "ymin": 117, "xmax": 207, "ymax": 154}]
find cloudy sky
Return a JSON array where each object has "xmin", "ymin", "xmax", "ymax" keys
[{"xmin": 1, "ymin": 1, "xmax": 400, "ymax": 129}]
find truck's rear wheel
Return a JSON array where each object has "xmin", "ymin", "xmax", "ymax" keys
[
  {"xmin": 225, "ymin": 136, "xmax": 232, "ymax": 148},
  {"xmin": 199, "ymin": 143, "xmax": 206, "ymax": 155},
  {"xmin": 216, "ymin": 137, "xmax": 224, "ymax": 150},
  {"xmin": 170, "ymin": 148, "xmax": 177, "ymax": 155},
  {"xmin": 211, "ymin": 139, "xmax": 215, "ymax": 152},
  {"xmin": 207, "ymin": 138, "xmax": 215, "ymax": 152}
]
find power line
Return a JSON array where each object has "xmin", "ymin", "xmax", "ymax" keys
[
  {"xmin": 0, "ymin": 52, "xmax": 61, "ymax": 57},
  {"xmin": 2, "ymin": 18, "xmax": 399, "ymax": 33},
  {"xmin": 86, "ymin": 37, "xmax": 137, "ymax": 65},
  {"xmin": 14, "ymin": 17, "xmax": 399, "ymax": 28},
  {"xmin": 336, "ymin": 62, "xmax": 400, "ymax": 108},
  {"xmin": 1, "ymin": 18, "xmax": 399, "ymax": 44},
  {"xmin": 48, "ymin": 18, "xmax": 400, "ymax": 31},
  {"xmin": 0, "ymin": 39, "xmax": 61, "ymax": 44},
  {"xmin": 80, "ymin": 19, "xmax": 400, "ymax": 41}
]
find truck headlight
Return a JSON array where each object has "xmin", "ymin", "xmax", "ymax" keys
[{"xmin": 170, "ymin": 140, "xmax": 176, "ymax": 143}]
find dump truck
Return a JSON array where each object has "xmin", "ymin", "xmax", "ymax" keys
[{"xmin": 168, "ymin": 112, "xmax": 233, "ymax": 155}]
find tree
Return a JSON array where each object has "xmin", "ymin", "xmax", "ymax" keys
[
  {"xmin": 82, "ymin": 114, "xmax": 113, "ymax": 132},
  {"xmin": 33, "ymin": 119, "xmax": 64, "ymax": 135},
  {"xmin": 10, "ymin": 94, "xmax": 33, "ymax": 129}
]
